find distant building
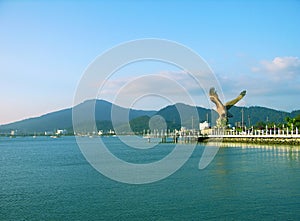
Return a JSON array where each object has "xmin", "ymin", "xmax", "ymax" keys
[
  {"xmin": 56, "ymin": 129, "xmax": 67, "ymax": 135},
  {"xmin": 180, "ymin": 127, "xmax": 187, "ymax": 132},
  {"xmin": 199, "ymin": 121, "xmax": 210, "ymax": 131},
  {"xmin": 45, "ymin": 131, "xmax": 54, "ymax": 136}
]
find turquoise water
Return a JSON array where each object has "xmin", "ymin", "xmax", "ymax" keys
[{"xmin": 1, "ymin": 136, "xmax": 299, "ymax": 220}]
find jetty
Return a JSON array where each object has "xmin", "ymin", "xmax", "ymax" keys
[
  {"xmin": 206, "ymin": 127, "xmax": 300, "ymax": 145},
  {"xmin": 143, "ymin": 129, "xmax": 201, "ymax": 143},
  {"xmin": 143, "ymin": 127, "xmax": 300, "ymax": 145}
]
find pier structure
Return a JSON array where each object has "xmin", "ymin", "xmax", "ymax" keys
[
  {"xmin": 206, "ymin": 127, "xmax": 300, "ymax": 145},
  {"xmin": 208, "ymin": 126, "xmax": 299, "ymax": 138},
  {"xmin": 143, "ymin": 129, "xmax": 201, "ymax": 143},
  {"xmin": 143, "ymin": 127, "xmax": 300, "ymax": 145}
]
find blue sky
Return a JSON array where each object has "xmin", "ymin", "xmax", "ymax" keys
[{"xmin": 1, "ymin": 0, "xmax": 300, "ymax": 124}]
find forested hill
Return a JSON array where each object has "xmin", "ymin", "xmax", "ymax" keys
[{"xmin": 0, "ymin": 100, "xmax": 298, "ymax": 134}]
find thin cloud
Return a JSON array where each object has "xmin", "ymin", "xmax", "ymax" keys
[
  {"xmin": 252, "ymin": 56, "xmax": 300, "ymax": 80},
  {"xmin": 99, "ymin": 71, "xmax": 203, "ymax": 96},
  {"xmin": 97, "ymin": 71, "xmax": 209, "ymax": 109},
  {"xmin": 214, "ymin": 56, "xmax": 300, "ymax": 111}
]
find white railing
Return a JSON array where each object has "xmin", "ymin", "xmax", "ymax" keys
[{"xmin": 208, "ymin": 127, "xmax": 300, "ymax": 138}]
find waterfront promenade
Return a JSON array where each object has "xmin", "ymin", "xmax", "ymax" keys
[
  {"xmin": 144, "ymin": 127, "xmax": 300, "ymax": 145},
  {"xmin": 207, "ymin": 127, "xmax": 300, "ymax": 145}
]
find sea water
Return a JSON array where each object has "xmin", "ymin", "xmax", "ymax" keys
[{"xmin": 1, "ymin": 136, "xmax": 299, "ymax": 220}]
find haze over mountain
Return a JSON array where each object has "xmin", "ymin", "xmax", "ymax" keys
[
  {"xmin": 0, "ymin": 99, "xmax": 299, "ymax": 134},
  {"xmin": 0, "ymin": 100, "xmax": 155, "ymax": 134}
]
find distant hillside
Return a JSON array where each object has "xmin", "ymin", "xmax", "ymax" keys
[
  {"xmin": 156, "ymin": 104, "xmax": 293, "ymax": 129},
  {"xmin": 119, "ymin": 104, "xmax": 297, "ymax": 133},
  {"xmin": 155, "ymin": 103, "xmax": 213, "ymax": 128},
  {"xmin": 227, "ymin": 106, "xmax": 290, "ymax": 127},
  {"xmin": 290, "ymin": 110, "xmax": 300, "ymax": 118},
  {"xmin": 0, "ymin": 108, "xmax": 72, "ymax": 134},
  {"xmin": 0, "ymin": 99, "xmax": 298, "ymax": 134},
  {"xmin": 0, "ymin": 100, "xmax": 156, "ymax": 134}
]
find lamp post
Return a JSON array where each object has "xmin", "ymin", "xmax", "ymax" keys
[{"xmin": 241, "ymin": 108, "xmax": 244, "ymax": 131}]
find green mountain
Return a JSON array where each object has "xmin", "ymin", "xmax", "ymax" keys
[
  {"xmin": 227, "ymin": 106, "xmax": 290, "ymax": 127},
  {"xmin": 155, "ymin": 103, "xmax": 213, "ymax": 128},
  {"xmin": 0, "ymin": 100, "xmax": 298, "ymax": 135},
  {"xmin": 0, "ymin": 100, "xmax": 156, "ymax": 134}
]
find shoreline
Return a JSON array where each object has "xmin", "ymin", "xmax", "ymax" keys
[{"xmin": 2, "ymin": 134, "xmax": 300, "ymax": 146}]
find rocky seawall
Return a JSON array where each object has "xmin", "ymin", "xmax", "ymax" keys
[{"xmin": 204, "ymin": 136, "xmax": 300, "ymax": 145}]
